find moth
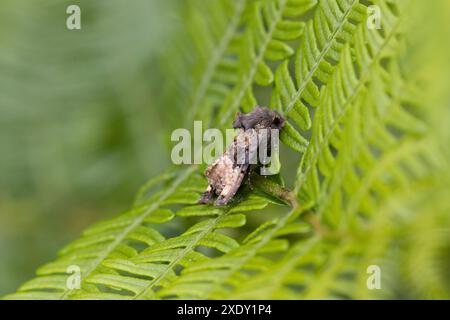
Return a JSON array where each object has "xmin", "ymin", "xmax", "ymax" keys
[{"xmin": 199, "ymin": 106, "xmax": 285, "ymax": 206}]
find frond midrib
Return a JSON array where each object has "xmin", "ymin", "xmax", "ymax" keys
[
  {"xmin": 134, "ymin": 210, "xmax": 226, "ymax": 299},
  {"xmin": 219, "ymin": 0, "xmax": 289, "ymax": 126},
  {"xmin": 284, "ymin": 0, "xmax": 360, "ymax": 114},
  {"xmin": 295, "ymin": 12, "xmax": 404, "ymax": 192},
  {"xmin": 314, "ymin": 92, "xmax": 425, "ymax": 219}
]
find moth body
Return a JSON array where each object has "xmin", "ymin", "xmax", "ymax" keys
[{"xmin": 199, "ymin": 106, "xmax": 285, "ymax": 206}]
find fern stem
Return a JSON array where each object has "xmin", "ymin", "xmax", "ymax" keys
[{"xmin": 251, "ymin": 172, "xmax": 298, "ymax": 209}]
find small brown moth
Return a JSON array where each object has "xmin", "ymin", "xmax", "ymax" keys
[{"xmin": 199, "ymin": 106, "xmax": 285, "ymax": 206}]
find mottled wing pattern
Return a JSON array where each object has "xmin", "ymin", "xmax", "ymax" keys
[
  {"xmin": 200, "ymin": 129, "xmax": 258, "ymax": 206},
  {"xmin": 199, "ymin": 106, "xmax": 285, "ymax": 206}
]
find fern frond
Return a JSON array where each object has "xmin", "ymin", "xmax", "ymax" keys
[
  {"xmin": 271, "ymin": 0, "xmax": 367, "ymax": 152},
  {"xmin": 87, "ymin": 196, "xmax": 269, "ymax": 300},
  {"xmin": 229, "ymin": 177, "xmax": 449, "ymax": 299},
  {"xmin": 156, "ymin": 0, "xmax": 448, "ymax": 300},
  {"xmin": 186, "ymin": 0, "xmax": 247, "ymax": 123},
  {"xmin": 4, "ymin": 167, "xmax": 198, "ymax": 299},
  {"xmin": 296, "ymin": 0, "xmax": 409, "ymax": 210},
  {"xmin": 158, "ymin": 206, "xmax": 313, "ymax": 299},
  {"xmin": 311, "ymin": 62, "xmax": 431, "ymax": 227},
  {"xmin": 216, "ymin": 0, "xmax": 317, "ymax": 128},
  {"xmin": 3, "ymin": 165, "xmax": 276, "ymax": 300}
]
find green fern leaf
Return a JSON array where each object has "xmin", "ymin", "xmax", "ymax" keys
[
  {"xmin": 216, "ymin": 0, "xmax": 317, "ymax": 125},
  {"xmin": 272, "ymin": 0, "xmax": 367, "ymax": 151}
]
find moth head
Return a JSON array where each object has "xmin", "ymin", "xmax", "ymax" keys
[
  {"xmin": 271, "ymin": 111, "xmax": 285, "ymax": 130},
  {"xmin": 251, "ymin": 107, "xmax": 285, "ymax": 130}
]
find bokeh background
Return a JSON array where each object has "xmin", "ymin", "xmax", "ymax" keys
[{"xmin": 0, "ymin": 0, "xmax": 187, "ymax": 295}]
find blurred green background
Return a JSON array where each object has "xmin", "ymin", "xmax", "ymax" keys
[{"xmin": 0, "ymin": 0, "xmax": 187, "ymax": 295}]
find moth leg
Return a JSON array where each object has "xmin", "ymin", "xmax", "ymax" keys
[
  {"xmin": 214, "ymin": 168, "xmax": 247, "ymax": 206},
  {"xmin": 199, "ymin": 185, "xmax": 215, "ymax": 204}
]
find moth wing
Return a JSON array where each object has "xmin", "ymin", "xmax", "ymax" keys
[{"xmin": 214, "ymin": 164, "xmax": 248, "ymax": 206}]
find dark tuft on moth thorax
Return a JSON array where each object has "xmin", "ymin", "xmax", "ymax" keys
[{"xmin": 232, "ymin": 106, "xmax": 285, "ymax": 130}]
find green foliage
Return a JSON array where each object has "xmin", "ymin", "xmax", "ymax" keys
[{"xmin": 4, "ymin": 0, "xmax": 450, "ymax": 299}]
